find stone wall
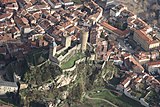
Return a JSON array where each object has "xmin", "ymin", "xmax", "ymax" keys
[
  {"xmin": 124, "ymin": 89, "xmax": 139, "ymax": 102},
  {"xmin": 140, "ymin": 98, "xmax": 149, "ymax": 107},
  {"xmin": 57, "ymin": 44, "xmax": 81, "ymax": 63},
  {"xmin": 56, "ymin": 47, "xmax": 67, "ymax": 55},
  {"xmin": 63, "ymin": 58, "xmax": 86, "ymax": 72}
]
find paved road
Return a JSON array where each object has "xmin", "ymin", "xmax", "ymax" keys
[{"xmin": 85, "ymin": 94, "xmax": 119, "ymax": 107}]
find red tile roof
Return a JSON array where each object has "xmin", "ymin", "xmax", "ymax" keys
[
  {"xmin": 1, "ymin": 0, "xmax": 16, "ymax": 4},
  {"xmin": 0, "ymin": 13, "xmax": 13, "ymax": 20},
  {"xmin": 100, "ymin": 21, "xmax": 129, "ymax": 37},
  {"xmin": 121, "ymin": 77, "xmax": 131, "ymax": 86},
  {"xmin": 134, "ymin": 77, "xmax": 142, "ymax": 83},
  {"xmin": 147, "ymin": 61, "xmax": 160, "ymax": 66},
  {"xmin": 134, "ymin": 29, "xmax": 158, "ymax": 44}
]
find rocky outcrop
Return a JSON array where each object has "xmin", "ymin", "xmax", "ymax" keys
[{"xmin": 55, "ymin": 73, "xmax": 77, "ymax": 88}]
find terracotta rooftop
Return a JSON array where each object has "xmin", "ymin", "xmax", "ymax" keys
[
  {"xmin": 127, "ymin": 72, "xmax": 138, "ymax": 79},
  {"xmin": 59, "ymin": 21, "xmax": 72, "ymax": 29},
  {"xmin": 9, "ymin": 26, "xmax": 20, "ymax": 34},
  {"xmin": 134, "ymin": 77, "xmax": 142, "ymax": 83},
  {"xmin": 66, "ymin": 26, "xmax": 75, "ymax": 33},
  {"xmin": 14, "ymin": 16, "xmax": 26, "ymax": 26},
  {"xmin": 39, "ymin": 19, "xmax": 51, "ymax": 30},
  {"xmin": 50, "ymin": 0, "xmax": 60, "ymax": 3},
  {"xmin": 0, "ymin": 13, "xmax": 13, "ymax": 20},
  {"xmin": 0, "ymin": 34, "xmax": 13, "ymax": 42},
  {"xmin": 146, "ymin": 76, "xmax": 154, "ymax": 82},
  {"xmin": 121, "ymin": 77, "xmax": 131, "ymax": 86},
  {"xmin": 134, "ymin": 29, "xmax": 158, "ymax": 44},
  {"xmin": 1, "ymin": 0, "xmax": 16, "ymax": 4},
  {"xmin": 147, "ymin": 60, "xmax": 160, "ymax": 66},
  {"xmin": 124, "ymin": 55, "xmax": 144, "ymax": 73},
  {"xmin": 47, "ymin": 15, "xmax": 59, "ymax": 24},
  {"xmin": 61, "ymin": 0, "xmax": 72, "ymax": 3},
  {"xmin": 100, "ymin": 21, "xmax": 129, "ymax": 37},
  {"xmin": 0, "ymin": 104, "xmax": 13, "ymax": 107}
]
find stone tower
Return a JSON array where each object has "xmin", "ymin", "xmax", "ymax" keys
[
  {"xmin": 61, "ymin": 32, "xmax": 71, "ymax": 48},
  {"xmin": 49, "ymin": 38, "xmax": 57, "ymax": 58},
  {"xmin": 81, "ymin": 29, "xmax": 89, "ymax": 51}
]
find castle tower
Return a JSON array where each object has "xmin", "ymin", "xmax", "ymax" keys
[
  {"xmin": 61, "ymin": 32, "xmax": 71, "ymax": 48},
  {"xmin": 81, "ymin": 29, "xmax": 89, "ymax": 51},
  {"xmin": 49, "ymin": 38, "xmax": 57, "ymax": 58}
]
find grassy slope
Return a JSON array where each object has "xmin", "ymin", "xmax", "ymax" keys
[
  {"xmin": 61, "ymin": 52, "xmax": 84, "ymax": 69},
  {"xmin": 89, "ymin": 88, "xmax": 143, "ymax": 107}
]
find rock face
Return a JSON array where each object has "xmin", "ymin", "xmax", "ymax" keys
[
  {"xmin": 60, "ymin": 91, "xmax": 69, "ymax": 100},
  {"xmin": 56, "ymin": 73, "xmax": 77, "ymax": 88},
  {"xmin": 20, "ymin": 83, "xmax": 28, "ymax": 90}
]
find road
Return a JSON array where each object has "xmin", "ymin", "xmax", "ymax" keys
[{"xmin": 85, "ymin": 94, "xmax": 118, "ymax": 107}]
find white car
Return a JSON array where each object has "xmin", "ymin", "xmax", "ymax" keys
[
  {"xmin": 124, "ymin": 38, "xmax": 128, "ymax": 41},
  {"xmin": 129, "ymin": 46, "xmax": 132, "ymax": 49},
  {"xmin": 126, "ymin": 44, "xmax": 129, "ymax": 46}
]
